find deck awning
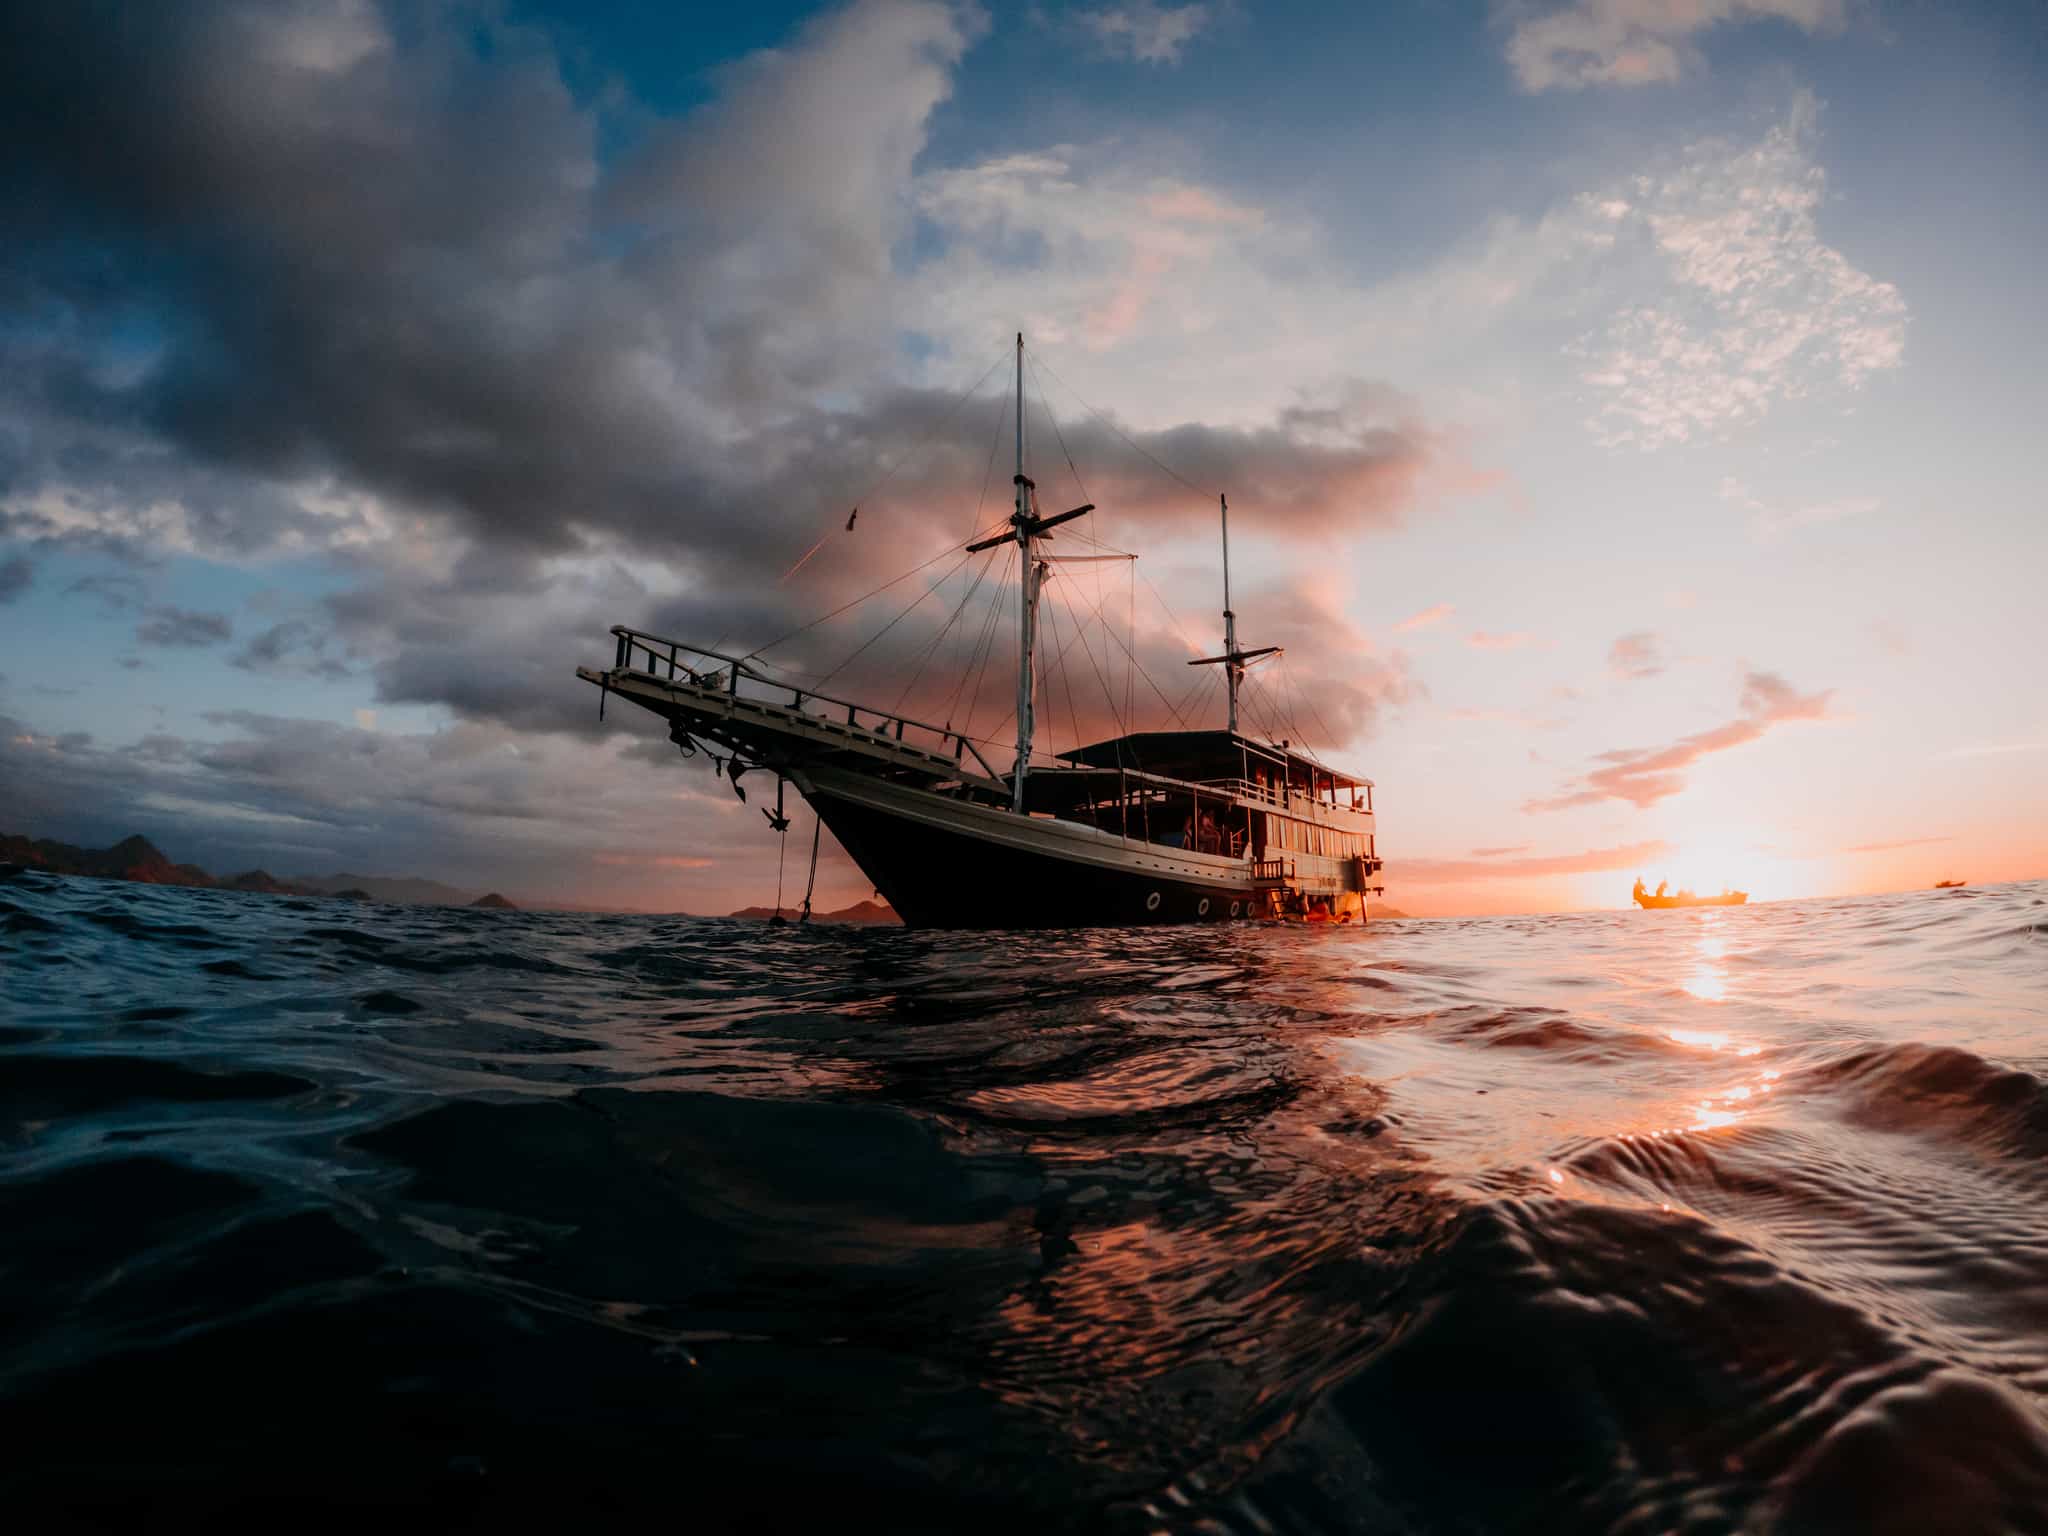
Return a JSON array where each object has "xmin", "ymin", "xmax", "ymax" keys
[{"xmin": 1056, "ymin": 730, "xmax": 1371, "ymax": 790}]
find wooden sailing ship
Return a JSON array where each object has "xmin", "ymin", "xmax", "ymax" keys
[{"xmin": 577, "ymin": 336, "xmax": 1383, "ymax": 929}]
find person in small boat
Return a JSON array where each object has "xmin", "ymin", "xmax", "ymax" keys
[
  {"xmin": 1655, "ymin": 880, "xmax": 1668, "ymax": 897},
  {"xmin": 1633, "ymin": 877, "xmax": 1647, "ymax": 903}
]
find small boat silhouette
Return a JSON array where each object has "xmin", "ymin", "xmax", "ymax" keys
[
  {"xmin": 1633, "ymin": 879, "xmax": 1745, "ymax": 909},
  {"xmin": 1934, "ymin": 879, "xmax": 1967, "ymax": 889}
]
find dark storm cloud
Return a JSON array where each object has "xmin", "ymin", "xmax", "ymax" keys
[
  {"xmin": 135, "ymin": 605, "xmax": 233, "ymax": 648},
  {"xmin": 0, "ymin": 0, "xmax": 981, "ymax": 565},
  {"xmin": 0, "ymin": 0, "xmax": 1454, "ymax": 589}
]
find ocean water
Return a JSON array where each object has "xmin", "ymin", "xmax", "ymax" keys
[{"xmin": 3, "ymin": 872, "xmax": 2046, "ymax": 1532}]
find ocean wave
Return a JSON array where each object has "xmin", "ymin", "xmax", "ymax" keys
[{"xmin": 3, "ymin": 873, "xmax": 2046, "ymax": 1527}]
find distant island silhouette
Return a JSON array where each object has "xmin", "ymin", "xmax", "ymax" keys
[
  {"xmin": 727, "ymin": 899, "xmax": 900, "ymax": 925},
  {"xmin": 1, "ymin": 831, "xmax": 534, "ymax": 911}
]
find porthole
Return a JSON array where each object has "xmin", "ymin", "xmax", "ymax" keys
[
  {"xmin": 1145, "ymin": 890, "xmax": 1162, "ymax": 912},
  {"xmin": 1197, "ymin": 897, "xmax": 1211, "ymax": 917}
]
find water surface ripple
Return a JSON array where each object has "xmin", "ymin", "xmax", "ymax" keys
[{"xmin": 4, "ymin": 873, "xmax": 2046, "ymax": 1531}]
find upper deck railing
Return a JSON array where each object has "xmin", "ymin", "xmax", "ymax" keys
[
  {"xmin": 607, "ymin": 626, "xmax": 1007, "ymax": 784},
  {"xmin": 1196, "ymin": 777, "xmax": 1373, "ymax": 820}
]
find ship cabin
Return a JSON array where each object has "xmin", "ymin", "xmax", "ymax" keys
[{"xmin": 1026, "ymin": 730, "xmax": 1380, "ymax": 898}]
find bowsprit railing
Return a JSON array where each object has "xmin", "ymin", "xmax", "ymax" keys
[{"xmin": 607, "ymin": 625, "xmax": 1007, "ymax": 784}]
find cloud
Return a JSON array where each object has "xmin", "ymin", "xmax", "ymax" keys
[
  {"xmin": 1467, "ymin": 630, "xmax": 1536, "ymax": 651},
  {"xmin": 1608, "ymin": 630, "xmax": 1664, "ymax": 679},
  {"xmin": 1720, "ymin": 476, "xmax": 1879, "ymax": 541},
  {"xmin": 1507, "ymin": 0, "xmax": 1846, "ymax": 93},
  {"xmin": 135, "ymin": 606, "xmax": 233, "ymax": 648},
  {"xmin": 1397, "ymin": 839, "xmax": 1674, "ymax": 884},
  {"xmin": 1573, "ymin": 96, "xmax": 1907, "ymax": 448},
  {"xmin": 234, "ymin": 619, "xmax": 351, "ymax": 679},
  {"xmin": 1526, "ymin": 668, "xmax": 1832, "ymax": 811},
  {"xmin": 0, "ymin": 0, "xmax": 986, "ymax": 566},
  {"xmin": 1470, "ymin": 844, "xmax": 1531, "ymax": 857},
  {"xmin": 1397, "ymin": 602, "xmax": 1454, "ymax": 632},
  {"xmin": 66, "ymin": 572, "xmax": 149, "ymax": 614},
  {"xmin": 1078, "ymin": 2, "xmax": 1214, "ymax": 64}
]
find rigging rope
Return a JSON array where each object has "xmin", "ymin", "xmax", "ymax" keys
[
  {"xmin": 893, "ymin": 546, "xmax": 999, "ymax": 715},
  {"xmin": 1026, "ymin": 345, "xmax": 1218, "ymax": 501},
  {"xmin": 779, "ymin": 344, "xmax": 1011, "ymax": 585},
  {"xmin": 744, "ymin": 527, "xmax": 997, "ymax": 665},
  {"xmin": 957, "ymin": 545, "xmax": 1015, "ymax": 741},
  {"xmin": 775, "ymin": 815, "xmax": 788, "ymax": 918},
  {"xmin": 800, "ymin": 813, "xmax": 821, "ymax": 922},
  {"xmin": 1279, "ymin": 651, "xmax": 1343, "ymax": 761},
  {"xmin": 1046, "ymin": 564, "xmax": 1130, "ymax": 743},
  {"xmin": 811, "ymin": 546, "xmax": 977, "ymax": 690}
]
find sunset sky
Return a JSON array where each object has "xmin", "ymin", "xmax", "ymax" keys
[{"xmin": 2, "ymin": 0, "xmax": 2043, "ymax": 915}]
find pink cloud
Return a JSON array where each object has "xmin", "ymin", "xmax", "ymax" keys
[
  {"xmin": 1608, "ymin": 630, "xmax": 1663, "ymax": 679},
  {"xmin": 1526, "ymin": 669, "xmax": 1832, "ymax": 811},
  {"xmin": 1467, "ymin": 630, "xmax": 1535, "ymax": 651},
  {"xmin": 1397, "ymin": 601, "xmax": 1454, "ymax": 632},
  {"xmin": 1144, "ymin": 183, "xmax": 1261, "ymax": 226}
]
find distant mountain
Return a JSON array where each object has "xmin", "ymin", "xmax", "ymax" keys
[
  {"xmin": 470, "ymin": 892, "xmax": 517, "ymax": 910},
  {"xmin": 0, "ymin": 831, "xmax": 490, "ymax": 908},
  {"xmin": 1371, "ymin": 906, "xmax": 1414, "ymax": 919},
  {"xmin": 293, "ymin": 871, "xmax": 481, "ymax": 906},
  {"xmin": 727, "ymin": 899, "xmax": 901, "ymax": 925},
  {"xmin": 1, "ymin": 832, "xmax": 216, "ymax": 889}
]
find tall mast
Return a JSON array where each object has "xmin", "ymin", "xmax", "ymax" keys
[
  {"xmin": 961, "ymin": 334, "xmax": 1093, "ymax": 810},
  {"xmin": 1185, "ymin": 491, "xmax": 1280, "ymax": 735},
  {"xmin": 1220, "ymin": 493, "xmax": 1240, "ymax": 734},
  {"xmin": 1012, "ymin": 332, "xmax": 1038, "ymax": 811}
]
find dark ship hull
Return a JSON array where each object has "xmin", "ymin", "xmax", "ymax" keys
[{"xmin": 809, "ymin": 779, "xmax": 1284, "ymax": 928}]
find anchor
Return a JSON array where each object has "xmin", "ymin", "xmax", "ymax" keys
[{"xmin": 761, "ymin": 776, "xmax": 791, "ymax": 833}]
